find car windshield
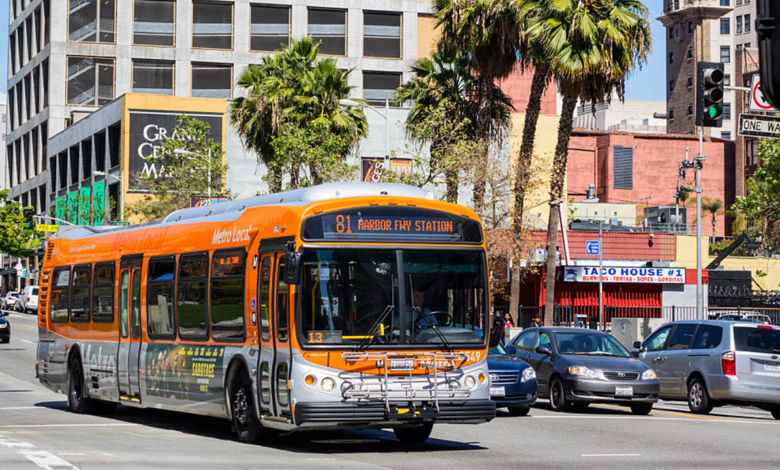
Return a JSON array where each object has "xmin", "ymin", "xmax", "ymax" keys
[
  {"xmin": 489, "ymin": 343, "xmax": 507, "ymax": 355},
  {"xmin": 553, "ymin": 332, "xmax": 631, "ymax": 357},
  {"xmin": 299, "ymin": 248, "xmax": 487, "ymax": 347}
]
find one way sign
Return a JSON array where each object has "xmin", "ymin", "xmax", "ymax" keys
[{"xmin": 739, "ymin": 113, "xmax": 780, "ymax": 139}]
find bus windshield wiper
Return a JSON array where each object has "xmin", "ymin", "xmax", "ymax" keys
[
  {"xmin": 429, "ymin": 324, "xmax": 453, "ymax": 352},
  {"xmin": 356, "ymin": 305, "xmax": 394, "ymax": 351}
]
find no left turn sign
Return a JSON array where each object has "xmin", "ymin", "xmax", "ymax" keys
[{"xmin": 751, "ymin": 74, "xmax": 779, "ymax": 112}]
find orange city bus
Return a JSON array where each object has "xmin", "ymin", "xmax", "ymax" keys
[{"xmin": 36, "ymin": 182, "xmax": 501, "ymax": 443}]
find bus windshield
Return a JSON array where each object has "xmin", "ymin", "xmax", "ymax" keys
[{"xmin": 300, "ymin": 248, "xmax": 487, "ymax": 347}]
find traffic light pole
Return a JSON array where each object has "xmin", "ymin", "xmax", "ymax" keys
[{"xmin": 696, "ymin": 128, "xmax": 704, "ymax": 320}]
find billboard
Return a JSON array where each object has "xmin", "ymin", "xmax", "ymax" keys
[
  {"xmin": 128, "ymin": 110, "xmax": 223, "ymax": 191},
  {"xmin": 361, "ymin": 158, "xmax": 413, "ymax": 182}
]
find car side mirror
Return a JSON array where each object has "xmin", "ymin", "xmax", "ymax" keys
[
  {"xmin": 631, "ymin": 349, "xmax": 640, "ymax": 358},
  {"xmin": 632, "ymin": 341, "xmax": 642, "ymax": 349},
  {"xmin": 535, "ymin": 346, "xmax": 551, "ymax": 356},
  {"xmin": 506, "ymin": 345, "xmax": 517, "ymax": 355}
]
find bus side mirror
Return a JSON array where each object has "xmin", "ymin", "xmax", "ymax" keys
[
  {"xmin": 285, "ymin": 243, "xmax": 302, "ymax": 285},
  {"xmin": 489, "ymin": 314, "xmax": 504, "ymax": 348}
]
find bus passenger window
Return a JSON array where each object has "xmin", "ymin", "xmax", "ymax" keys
[
  {"xmin": 92, "ymin": 263, "xmax": 115, "ymax": 322},
  {"xmin": 276, "ymin": 256, "xmax": 288, "ymax": 342},
  {"xmin": 147, "ymin": 256, "xmax": 176, "ymax": 339},
  {"xmin": 120, "ymin": 270, "xmax": 129, "ymax": 338},
  {"xmin": 50, "ymin": 267, "xmax": 71, "ymax": 323},
  {"xmin": 70, "ymin": 265, "xmax": 92, "ymax": 322},
  {"xmin": 259, "ymin": 257, "xmax": 271, "ymax": 341},
  {"xmin": 131, "ymin": 267, "xmax": 141, "ymax": 339},
  {"xmin": 210, "ymin": 250, "xmax": 246, "ymax": 342},
  {"xmin": 178, "ymin": 253, "xmax": 209, "ymax": 340}
]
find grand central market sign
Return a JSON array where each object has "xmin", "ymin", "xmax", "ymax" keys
[{"xmin": 562, "ymin": 266, "xmax": 686, "ymax": 284}]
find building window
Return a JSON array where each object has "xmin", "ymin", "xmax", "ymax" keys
[
  {"xmin": 687, "ymin": 75, "xmax": 694, "ymax": 88},
  {"xmin": 723, "ymin": 103, "xmax": 731, "ymax": 120},
  {"xmin": 68, "ymin": 0, "xmax": 115, "ymax": 43},
  {"xmin": 308, "ymin": 8, "xmax": 346, "ymax": 56},
  {"xmin": 721, "ymin": 46, "xmax": 731, "ymax": 63},
  {"xmin": 737, "ymin": 0, "xmax": 742, "ymax": 5},
  {"xmin": 745, "ymin": 15, "xmax": 751, "ymax": 32},
  {"xmin": 736, "ymin": 43, "xmax": 743, "ymax": 50},
  {"xmin": 669, "ymin": 80, "xmax": 675, "ymax": 92},
  {"xmin": 363, "ymin": 12, "xmax": 402, "ymax": 59},
  {"xmin": 721, "ymin": 131, "xmax": 732, "ymax": 140},
  {"xmin": 192, "ymin": 1, "xmax": 233, "ymax": 50},
  {"xmin": 132, "ymin": 60, "xmax": 174, "ymax": 95},
  {"xmin": 669, "ymin": 27, "xmax": 673, "ymax": 39},
  {"xmin": 688, "ymin": 104, "xmax": 693, "ymax": 116},
  {"xmin": 192, "ymin": 63, "xmax": 232, "ymax": 98},
  {"xmin": 133, "ymin": 0, "xmax": 175, "ymax": 47},
  {"xmin": 736, "ymin": 16, "xmax": 742, "ymax": 34},
  {"xmin": 613, "ymin": 146, "xmax": 633, "ymax": 190},
  {"xmin": 250, "ymin": 5, "xmax": 290, "ymax": 52},
  {"xmin": 746, "ymin": 139, "xmax": 759, "ymax": 165},
  {"xmin": 363, "ymin": 71, "xmax": 402, "ymax": 107},
  {"xmin": 721, "ymin": 18, "xmax": 730, "ymax": 34},
  {"xmin": 688, "ymin": 21, "xmax": 693, "ymax": 33},
  {"xmin": 745, "ymin": 42, "xmax": 751, "ymax": 48},
  {"xmin": 687, "ymin": 47, "xmax": 693, "ymax": 59},
  {"xmin": 669, "ymin": 108, "xmax": 675, "ymax": 120},
  {"xmin": 724, "ymin": 74, "xmax": 731, "ymax": 86},
  {"xmin": 66, "ymin": 56, "xmax": 115, "ymax": 106},
  {"xmin": 669, "ymin": 52, "xmax": 674, "ymax": 64}
]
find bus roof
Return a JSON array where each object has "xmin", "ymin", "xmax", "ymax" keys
[{"xmin": 52, "ymin": 182, "xmax": 435, "ymax": 241}]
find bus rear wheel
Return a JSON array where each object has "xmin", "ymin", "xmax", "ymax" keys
[
  {"xmin": 68, "ymin": 357, "xmax": 96, "ymax": 414},
  {"xmin": 393, "ymin": 423, "xmax": 433, "ymax": 443},
  {"xmin": 231, "ymin": 368, "xmax": 266, "ymax": 444}
]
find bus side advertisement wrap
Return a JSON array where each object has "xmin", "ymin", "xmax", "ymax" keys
[
  {"xmin": 302, "ymin": 207, "xmax": 483, "ymax": 243},
  {"xmin": 144, "ymin": 344, "xmax": 225, "ymax": 401}
]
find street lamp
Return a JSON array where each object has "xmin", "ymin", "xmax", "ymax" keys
[
  {"xmin": 92, "ymin": 171, "xmax": 123, "ymax": 222},
  {"xmin": 174, "ymin": 148, "xmax": 212, "ymax": 199},
  {"xmin": 339, "ymin": 98, "xmax": 390, "ymax": 167}
]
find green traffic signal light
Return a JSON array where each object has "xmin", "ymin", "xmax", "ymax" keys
[{"xmin": 707, "ymin": 105, "xmax": 722, "ymax": 119}]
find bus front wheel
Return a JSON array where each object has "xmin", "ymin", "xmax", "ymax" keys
[
  {"xmin": 393, "ymin": 423, "xmax": 433, "ymax": 443},
  {"xmin": 231, "ymin": 368, "xmax": 266, "ymax": 444},
  {"xmin": 68, "ymin": 357, "xmax": 96, "ymax": 414}
]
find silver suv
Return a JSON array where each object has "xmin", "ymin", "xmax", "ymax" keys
[{"xmin": 632, "ymin": 320, "xmax": 780, "ymax": 419}]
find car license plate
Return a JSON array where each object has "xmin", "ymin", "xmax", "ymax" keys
[
  {"xmin": 490, "ymin": 386, "xmax": 506, "ymax": 397},
  {"xmin": 615, "ymin": 386, "xmax": 634, "ymax": 397},
  {"xmin": 389, "ymin": 360, "xmax": 415, "ymax": 371},
  {"xmin": 765, "ymin": 364, "xmax": 780, "ymax": 372}
]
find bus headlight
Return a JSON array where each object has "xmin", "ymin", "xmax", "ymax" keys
[
  {"xmin": 464, "ymin": 375, "xmax": 476, "ymax": 389},
  {"xmin": 448, "ymin": 379, "xmax": 460, "ymax": 390},
  {"xmin": 321, "ymin": 377, "xmax": 335, "ymax": 392}
]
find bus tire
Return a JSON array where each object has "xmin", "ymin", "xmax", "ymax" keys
[
  {"xmin": 230, "ymin": 367, "xmax": 265, "ymax": 444},
  {"xmin": 393, "ymin": 423, "xmax": 433, "ymax": 443},
  {"xmin": 68, "ymin": 357, "xmax": 96, "ymax": 414}
]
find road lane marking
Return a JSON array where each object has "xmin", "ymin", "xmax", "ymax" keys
[
  {"xmin": 593, "ymin": 404, "xmax": 734, "ymax": 422},
  {"xmin": 0, "ymin": 406, "xmax": 39, "ymax": 410},
  {"xmin": 0, "ymin": 423, "xmax": 139, "ymax": 429},
  {"xmin": 582, "ymin": 454, "xmax": 641, "ymax": 457},
  {"xmin": 0, "ymin": 433, "xmax": 78, "ymax": 470},
  {"xmin": 21, "ymin": 339, "xmax": 34, "ymax": 344}
]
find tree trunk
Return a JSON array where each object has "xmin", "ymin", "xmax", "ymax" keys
[
  {"xmin": 509, "ymin": 65, "xmax": 550, "ymax": 324},
  {"xmin": 543, "ymin": 93, "xmax": 578, "ymax": 326},
  {"xmin": 471, "ymin": 76, "xmax": 494, "ymax": 215},
  {"xmin": 445, "ymin": 167, "xmax": 459, "ymax": 203},
  {"xmin": 712, "ymin": 216, "xmax": 716, "ymax": 239}
]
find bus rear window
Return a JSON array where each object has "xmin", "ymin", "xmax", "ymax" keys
[{"xmin": 734, "ymin": 327, "xmax": 780, "ymax": 354}]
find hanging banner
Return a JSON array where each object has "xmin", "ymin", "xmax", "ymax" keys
[
  {"xmin": 93, "ymin": 181, "xmax": 106, "ymax": 225},
  {"xmin": 78, "ymin": 187, "xmax": 91, "ymax": 225},
  {"xmin": 66, "ymin": 192, "xmax": 78, "ymax": 225},
  {"xmin": 55, "ymin": 197, "xmax": 66, "ymax": 226}
]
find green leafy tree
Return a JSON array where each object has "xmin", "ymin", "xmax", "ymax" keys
[
  {"xmin": 732, "ymin": 138, "xmax": 780, "ymax": 250},
  {"xmin": 230, "ymin": 37, "xmax": 368, "ymax": 192},
  {"xmin": 0, "ymin": 190, "xmax": 43, "ymax": 258},
  {"xmin": 701, "ymin": 197, "xmax": 724, "ymax": 239},
  {"xmin": 128, "ymin": 114, "xmax": 228, "ymax": 222},
  {"xmin": 526, "ymin": 0, "xmax": 651, "ymax": 324}
]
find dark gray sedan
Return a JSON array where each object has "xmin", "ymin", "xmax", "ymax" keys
[{"xmin": 508, "ymin": 327, "xmax": 660, "ymax": 414}]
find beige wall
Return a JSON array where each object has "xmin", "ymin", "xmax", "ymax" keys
[{"xmin": 416, "ymin": 14, "xmax": 439, "ymax": 59}]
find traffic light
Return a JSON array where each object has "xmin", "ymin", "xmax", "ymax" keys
[
  {"xmin": 696, "ymin": 61, "xmax": 725, "ymax": 128},
  {"xmin": 23, "ymin": 209, "xmax": 36, "ymax": 230},
  {"xmin": 758, "ymin": 0, "xmax": 780, "ymax": 108}
]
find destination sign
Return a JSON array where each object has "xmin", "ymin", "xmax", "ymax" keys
[{"xmin": 302, "ymin": 207, "xmax": 482, "ymax": 243}]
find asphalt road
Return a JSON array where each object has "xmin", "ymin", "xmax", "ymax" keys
[{"xmin": 1, "ymin": 309, "xmax": 779, "ymax": 469}]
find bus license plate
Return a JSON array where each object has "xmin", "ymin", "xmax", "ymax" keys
[
  {"xmin": 615, "ymin": 386, "xmax": 634, "ymax": 397},
  {"xmin": 490, "ymin": 386, "xmax": 506, "ymax": 397},
  {"xmin": 765, "ymin": 364, "xmax": 780, "ymax": 372},
  {"xmin": 390, "ymin": 360, "xmax": 415, "ymax": 371}
]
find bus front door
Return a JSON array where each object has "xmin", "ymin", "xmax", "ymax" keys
[
  {"xmin": 256, "ymin": 252, "xmax": 292, "ymax": 418},
  {"xmin": 118, "ymin": 259, "xmax": 143, "ymax": 400}
]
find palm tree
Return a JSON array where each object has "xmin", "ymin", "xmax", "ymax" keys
[
  {"xmin": 525, "ymin": 0, "xmax": 652, "ymax": 324},
  {"xmin": 702, "ymin": 197, "xmax": 724, "ymax": 239},
  {"xmin": 434, "ymin": 0, "xmax": 521, "ymax": 212},
  {"xmin": 230, "ymin": 37, "xmax": 367, "ymax": 191}
]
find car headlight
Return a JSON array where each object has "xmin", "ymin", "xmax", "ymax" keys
[
  {"xmin": 568, "ymin": 366, "xmax": 605, "ymax": 380},
  {"xmin": 0, "ymin": 323, "xmax": 7, "ymax": 329},
  {"xmin": 642, "ymin": 369, "xmax": 657, "ymax": 381},
  {"xmin": 521, "ymin": 367, "xmax": 536, "ymax": 383},
  {"xmin": 464, "ymin": 375, "xmax": 476, "ymax": 389}
]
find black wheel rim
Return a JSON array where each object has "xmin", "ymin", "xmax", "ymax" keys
[
  {"xmin": 70, "ymin": 362, "xmax": 82, "ymax": 404},
  {"xmin": 233, "ymin": 383, "xmax": 252, "ymax": 429},
  {"xmin": 551, "ymin": 381, "xmax": 562, "ymax": 408}
]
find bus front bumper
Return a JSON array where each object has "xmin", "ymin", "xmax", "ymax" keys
[{"xmin": 294, "ymin": 400, "xmax": 496, "ymax": 427}]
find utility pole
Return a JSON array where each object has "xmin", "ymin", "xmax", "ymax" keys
[
  {"xmin": 695, "ymin": 130, "xmax": 705, "ymax": 320},
  {"xmin": 598, "ymin": 220, "xmax": 603, "ymax": 330}
]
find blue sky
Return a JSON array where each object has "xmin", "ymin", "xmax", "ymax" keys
[{"xmin": 0, "ymin": 0, "xmax": 664, "ymax": 102}]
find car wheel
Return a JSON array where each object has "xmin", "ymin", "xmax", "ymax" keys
[
  {"xmin": 630, "ymin": 403, "xmax": 653, "ymax": 415},
  {"xmin": 549, "ymin": 377, "xmax": 572, "ymax": 412},
  {"xmin": 687, "ymin": 377, "xmax": 713, "ymax": 414},
  {"xmin": 507, "ymin": 406, "xmax": 530, "ymax": 416},
  {"xmin": 393, "ymin": 423, "xmax": 433, "ymax": 443},
  {"xmin": 68, "ymin": 358, "xmax": 96, "ymax": 414}
]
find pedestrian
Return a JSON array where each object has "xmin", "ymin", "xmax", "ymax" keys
[
  {"xmin": 532, "ymin": 317, "xmax": 541, "ymax": 328},
  {"xmin": 503, "ymin": 313, "xmax": 514, "ymax": 329}
]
